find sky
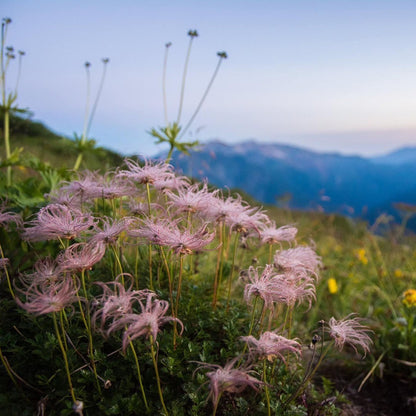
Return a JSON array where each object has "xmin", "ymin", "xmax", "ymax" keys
[{"xmin": 2, "ymin": 0, "xmax": 416, "ymax": 157}]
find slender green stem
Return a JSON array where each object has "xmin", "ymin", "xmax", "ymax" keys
[
  {"xmin": 284, "ymin": 341, "xmax": 333, "ymax": 408},
  {"xmin": 80, "ymin": 270, "xmax": 101, "ymax": 394},
  {"xmin": 174, "ymin": 255, "xmax": 184, "ymax": 318},
  {"xmin": 226, "ymin": 232, "xmax": 239, "ymax": 312},
  {"xmin": 263, "ymin": 359, "xmax": 271, "ymax": 416},
  {"xmin": 0, "ymin": 244, "xmax": 14, "ymax": 298},
  {"xmin": 268, "ymin": 243, "xmax": 273, "ymax": 265},
  {"xmin": 212, "ymin": 392, "xmax": 222, "ymax": 416},
  {"xmin": 53, "ymin": 312, "xmax": 76, "ymax": 403},
  {"xmin": 112, "ymin": 245, "xmax": 124, "ymax": 276},
  {"xmin": 0, "ymin": 345, "xmax": 18, "ymax": 388},
  {"xmin": 150, "ymin": 335, "xmax": 169, "ymax": 416},
  {"xmin": 128, "ymin": 339, "xmax": 149, "ymax": 411}
]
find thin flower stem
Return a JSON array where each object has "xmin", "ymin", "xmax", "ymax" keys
[
  {"xmin": 145, "ymin": 183, "xmax": 154, "ymax": 290},
  {"xmin": 284, "ymin": 341, "xmax": 333, "ymax": 408},
  {"xmin": 81, "ymin": 64, "xmax": 91, "ymax": 145},
  {"xmin": 176, "ymin": 35, "xmax": 195, "ymax": 124},
  {"xmin": 174, "ymin": 255, "xmax": 184, "ymax": 318},
  {"xmin": 162, "ymin": 43, "xmax": 171, "ymax": 126},
  {"xmin": 59, "ymin": 310, "xmax": 69, "ymax": 352},
  {"xmin": 239, "ymin": 297, "xmax": 259, "ymax": 365},
  {"xmin": 112, "ymin": 245, "xmax": 124, "ymax": 276},
  {"xmin": 0, "ymin": 244, "xmax": 14, "ymax": 298},
  {"xmin": 212, "ymin": 223, "xmax": 223, "ymax": 309},
  {"xmin": 212, "ymin": 392, "xmax": 223, "ymax": 416},
  {"xmin": 86, "ymin": 59, "xmax": 108, "ymax": 137},
  {"xmin": 128, "ymin": 338, "xmax": 149, "ymax": 411},
  {"xmin": 149, "ymin": 335, "xmax": 169, "ymax": 416},
  {"xmin": 263, "ymin": 359, "xmax": 271, "ymax": 416},
  {"xmin": 179, "ymin": 54, "xmax": 225, "ymax": 140},
  {"xmin": 0, "ymin": 345, "xmax": 18, "ymax": 388},
  {"xmin": 4, "ymin": 109, "xmax": 11, "ymax": 186},
  {"xmin": 80, "ymin": 270, "xmax": 102, "ymax": 394},
  {"xmin": 52, "ymin": 312, "xmax": 77, "ymax": 403},
  {"xmin": 226, "ymin": 232, "xmax": 239, "ymax": 312},
  {"xmin": 268, "ymin": 243, "xmax": 273, "ymax": 265}
]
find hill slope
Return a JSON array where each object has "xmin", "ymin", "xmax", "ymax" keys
[{"xmin": 167, "ymin": 140, "xmax": 416, "ymax": 223}]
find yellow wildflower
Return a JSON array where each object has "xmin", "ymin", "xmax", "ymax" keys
[
  {"xmin": 328, "ymin": 278, "xmax": 338, "ymax": 294},
  {"xmin": 356, "ymin": 248, "xmax": 368, "ymax": 265},
  {"xmin": 394, "ymin": 269, "xmax": 404, "ymax": 279},
  {"xmin": 403, "ymin": 289, "xmax": 416, "ymax": 308}
]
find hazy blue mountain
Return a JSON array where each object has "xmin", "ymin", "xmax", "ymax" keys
[
  {"xmin": 164, "ymin": 140, "xmax": 416, "ymax": 224},
  {"xmin": 371, "ymin": 147, "xmax": 416, "ymax": 166}
]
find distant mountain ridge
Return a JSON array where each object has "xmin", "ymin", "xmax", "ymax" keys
[{"xmin": 165, "ymin": 140, "xmax": 416, "ymax": 225}]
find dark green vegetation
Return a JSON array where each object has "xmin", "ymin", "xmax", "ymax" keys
[{"xmin": 0, "ymin": 116, "xmax": 416, "ymax": 416}]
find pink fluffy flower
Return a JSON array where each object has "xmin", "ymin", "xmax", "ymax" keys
[
  {"xmin": 259, "ymin": 223, "xmax": 298, "ymax": 245},
  {"xmin": 161, "ymin": 223, "xmax": 215, "ymax": 256},
  {"xmin": 152, "ymin": 174, "xmax": 190, "ymax": 192},
  {"xmin": 274, "ymin": 246, "xmax": 322, "ymax": 279},
  {"xmin": 106, "ymin": 292, "xmax": 183, "ymax": 351},
  {"xmin": 327, "ymin": 314, "xmax": 373, "ymax": 356},
  {"xmin": 203, "ymin": 193, "xmax": 269, "ymax": 233},
  {"xmin": 0, "ymin": 203, "xmax": 22, "ymax": 229},
  {"xmin": 59, "ymin": 242, "xmax": 106, "ymax": 272},
  {"xmin": 128, "ymin": 216, "xmax": 178, "ymax": 245},
  {"xmin": 91, "ymin": 275, "xmax": 151, "ymax": 332},
  {"xmin": 15, "ymin": 275, "xmax": 80, "ymax": 315},
  {"xmin": 270, "ymin": 272, "xmax": 316, "ymax": 309},
  {"xmin": 241, "ymin": 331, "xmax": 302, "ymax": 362},
  {"xmin": 242, "ymin": 265, "xmax": 280, "ymax": 309},
  {"xmin": 199, "ymin": 358, "xmax": 264, "ymax": 406},
  {"xmin": 20, "ymin": 257, "xmax": 63, "ymax": 288},
  {"xmin": 89, "ymin": 217, "xmax": 131, "ymax": 245},
  {"xmin": 117, "ymin": 158, "xmax": 175, "ymax": 186},
  {"xmin": 166, "ymin": 182, "xmax": 218, "ymax": 214},
  {"xmin": 0, "ymin": 257, "xmax": 9, "ymax": 269},
  {"xmin": 22, "ymin": 203, "xmax": 96, "ymax": 241}
]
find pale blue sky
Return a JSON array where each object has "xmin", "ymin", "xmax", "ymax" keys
[{"xmin": 3, "ymin": 0, "xmax": 416, "ymax": 157}]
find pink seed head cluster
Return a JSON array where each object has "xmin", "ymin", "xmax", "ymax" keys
[
  {"xmin": 327, "ymin": 314, "xmax": 373, "ymax": 356},
  {"xmin": 117, "ymin": 158, "xmax": 175, "ymax": 186},
  {"xmin": 201, "ymin": 358, "xmax": 264, "ymax": 406},
  {"xmin": 23, "ymin": 203, "xmax": 96, "ymax": 241},
  {"xmin": 241, "ymin": 331, "xmax": 302, "ymax": 362},
  {"xmin": 16, "ymin": 275, "xmax": 80, "ymax": 316}
]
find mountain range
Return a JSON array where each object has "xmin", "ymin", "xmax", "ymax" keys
[{"xmin": 165, "ymin": 140, "xmax": 416, "ymax": 226}]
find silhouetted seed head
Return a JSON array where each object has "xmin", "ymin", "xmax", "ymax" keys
[
  {"xmin": 217, "ymin": 51, "xmax": 228, "ymax": 59},
  {"xmin": 84, "ymin": 61, "xmax": 91, "ymax": 68},
  {"xmin": 6, "ymin": 46, "xmax": 14, "ymax": 52},
  {"xmin": 18, "ymin": 50, "xmax": 25, "ymax": 56},
  {"xmin": 6, "ymin": 52, "xmax": 15, "ymax": 59},
  {"xmin": 3, "ymin": 18, "xmax": 12, "ymax": 25},
  {"xmin": 102, "ymin": 57, "xmax": 110, "ymax": 64},
  {"xmin": 165, "ymin": 42, "xmax": 172, "ymax": 48},
  {"xmin": 187, "ymin": 29, "xmax": 199, "ymax": 38},
  {"xmin": 310, "ymin": 334, "xmax": 321, "ymax": 347}
]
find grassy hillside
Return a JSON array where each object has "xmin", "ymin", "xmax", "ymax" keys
[{"xmin": 0, "ymin": 112, "xmax": 124, "ymax": 171}]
